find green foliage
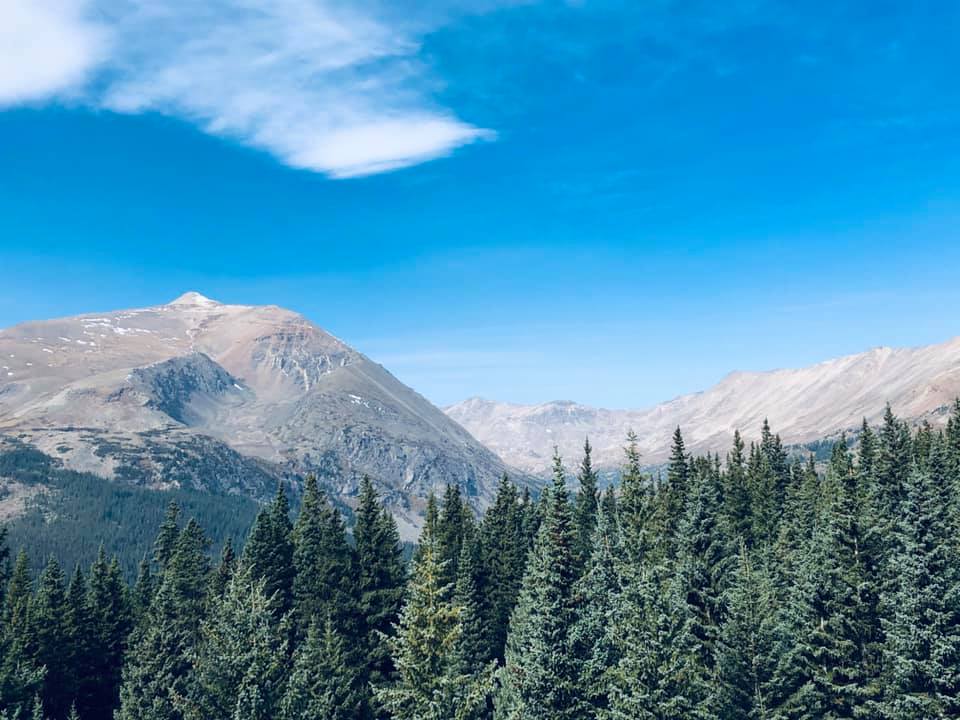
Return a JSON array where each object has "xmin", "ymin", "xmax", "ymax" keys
[
  {"xmin": 496, "ymin": 453, "xmax": 584, "ymax": 720},
  {"xmin": 376, "ymin": 518, "xmax": 494, "ymax": 720},
  {"xmin": 4, "ymin": 402, "xmax": 960, "ymax": 720},
  {"xmin": 0, "ymin": 447, "xmax": 257, "ymax": 581}
]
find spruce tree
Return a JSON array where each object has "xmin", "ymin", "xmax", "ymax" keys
[
  {"xmin": 181, "ymin": 566, "xmax": 289, "ymax": 720},
  {"xmin": 153, "ymin": 501, "xmax": 181, "ymax": 570},
  {"xmin": 116, "ymin": 519, "xmax": 210, "ymax": 720},
  {"xmin": 496, "ymin": 453, "xmax": 583, "ymax": 720},
  {"xmin": 573, "ymin": 438, "xmax": 600, "ymax": 576},
  {"xmin": 376, "ymin": 519, "xmax": 494, "ymax": 720},
  {"xmin": 242, "ymin": 484, "xmax": 295, "ymax": 618},
  {"xmin": 715, "ymin": 545, "xmax": 779, "ymax": 720},
  {"xmin": 85, "ymin": 549, "xmax": 130, "ymax": 720},
  {"xmin": 292, "ymin": 476, "xmax": 359, "ymax": 638},
  {"xmin": 280, "ymin": 618, "xmax": 365, "ymax": 720},
  {"xmin": 618, "ymin": 430, "xmax": 652, "ymax": 564},
  {"xmin": 723, "ymin": 430, "xmax": 753, "ymax": 546},
  {"xmin": 32, "ymin": 557, "xmax": 70, "ymax": 718},
  {"xmin": 877, "ymin": 462, "xmax": 960, "ymax": 718},
  {"xmin": 478, "ymin": 475, "xmax": 526, "ymax": 664},
  {"xmin": 354, "ymin": 476, "xmax": 406, "ymax": 693},
  {"xmin": 569, "ymin": 499, "xmax": 622, "ymax": 717}
]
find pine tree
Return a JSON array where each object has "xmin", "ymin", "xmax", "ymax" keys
[
  {"xmin": 606, "ymin": 563, "xmax": 713, "ymax": 720},
  {"xmin": 280, "ymin": 618, "xmax": 365, "ymax": 720},
  {"xmin": 153, "ymin": 501, "xmax": 181, "ymax": 570},
  {"xmin": 478, "ymin": 476, "xmax": 526, "ymax": 665},
  {"xmin": 130, "ymin": 555, "xmax": 156, "ymax": 624},
  {"xmin": 723, "ymin": 430, "xmax": 753, "ymax": 546},
  {"xmin": 438, "ymin": 484, "xmax": 473, "ymax": 590},
  {"xmin": 877, "ymin": 462, "xmax": 960, "ymax": 718},
  {"xmin": 673, "ymin": 455, "xmax": 733, "ymax": 701},
  {"xmin": 454, "ymin": 535, "xmax": 489, "ymax": 682},
  {"xmin": 618, "ymin": 430, "xmax": 651, "ymax": 564},
  {"xmin": 496, "ymin": 453, "xmax": 583, "ymax": 720},
  {"xmin": 292, "ymin": 476, "xmax": 359, "ymax": 637},
  {"xmin": 354, "ymin": 476, "xmax": 406, "ymax": 694},
  {"xmin": 291, "ymin": 475, "xmax": 365, "ymax": 717},
  {"xmin": 32, "ymin": 557, "xmax": 71, "ymax": 718},
  {"xmin": 573, "ymin": 438, "xmax": 600, "ymax": 576},
  {"xmin": 649, "ymin": 427, "xmax": 690, "ymax": 557},
  {"xmin": 569, "ymin": 499, "xmax": 622, "ymax": 717},
  {"xmin": 242, "ymin": 484, "xmax": 295, "ymax": 618},
  {"xmin": 180, "ymin": 566, "xmax": 289, "ymax": 720},
  {"xmin": 209, "ymin": 537, "xmax": 236, "ymax": 599},
  {"xmin": 85, "ymin": 549, "xmax": 130, "ymax": 720},
  {"xmin": 715, "ymin": 545, "xmax": 779, "ymax": 720},
  {"xmin": 376, "ymin": 520, "xmax": 494, "ymax": 720},
  {"xmin": 116, "ymin": 520, "xmax": 210, "ymax": 720},
  {"xmin": 63, "ymin": 565, "xmax": 91, "ymax": 718}
]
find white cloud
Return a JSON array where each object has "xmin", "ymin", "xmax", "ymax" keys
[
  {"xmin": 0, "ymin": 0, "xmax": 109, "ymax": 106},
  {"xmin": 0, "ymin": 0, "xmax": 495, "ymax": 176}
]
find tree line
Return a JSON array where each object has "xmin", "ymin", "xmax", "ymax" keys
[{"xmin": 3, "ymin": 402, "xmax": 960, "ymax": 719}]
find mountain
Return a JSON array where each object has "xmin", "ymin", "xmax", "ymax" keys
[
  {"xmin": 0, "ymin": 292, "xmax": 515, "ymax": 537},
  {"xmin": 446, "ymin": 337, "xmax": 960, "ymax": 475}
]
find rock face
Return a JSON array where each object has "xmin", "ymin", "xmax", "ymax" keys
[
  {"xmin": 0, "ymin": 292, "xmax": 515, "ymax": 537},
  {"xmin": 446, "ymin": 338, "xmax": 960, "ymax": 476}
]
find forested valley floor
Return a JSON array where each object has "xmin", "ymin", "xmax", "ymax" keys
[{"xmin": 3, "ymin": 402, "xmax": 960, "ymax": 719}]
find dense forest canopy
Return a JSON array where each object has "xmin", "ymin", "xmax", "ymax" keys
[{"xmin": 3, "ymin": 401, "xmax": 960, "ymax": 719}]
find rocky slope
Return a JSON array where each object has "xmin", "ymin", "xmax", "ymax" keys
[
  {"xmin": 446, "ymin": 337, "xmax": 960, "ymax": 475},
  {"xmin": 0, "ymin": 292, "xmax": 514, "ymax": 536}
]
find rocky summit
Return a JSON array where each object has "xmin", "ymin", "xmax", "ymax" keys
[{"xmin": 0, "ymin": 292, "xmax": 515, "ymax": 537}]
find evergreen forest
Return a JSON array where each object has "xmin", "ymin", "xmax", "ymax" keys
[{"xmin": 3, "ymin": 402, "xmax": 960, "ymax": 720}]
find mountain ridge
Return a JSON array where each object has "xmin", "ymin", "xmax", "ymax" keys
[
  {"xmin": 0, "ymin": 293, "xmax": 518, "ymax": 537},
  {"xmin": 446, "ymin": 335, "xmax": 960, "ymax": 475}
]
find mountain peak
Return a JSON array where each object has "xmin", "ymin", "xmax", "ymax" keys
[{"xmin": 169, "ymin": 291, "xmax": 221, "ymax": 307}]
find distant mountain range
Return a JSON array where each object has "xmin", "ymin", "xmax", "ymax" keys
[
  {"xmin": 0, "ymin": 292, "xmax": 514, "ymax": 537},
  {"xmin": 445, "ymin": 337, "xmax": 960, "ymax": 475}
]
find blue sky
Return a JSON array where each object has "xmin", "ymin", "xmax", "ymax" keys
[{"xmin": 1, "ymin": 0, "xmax": 959, "ymax": 408}]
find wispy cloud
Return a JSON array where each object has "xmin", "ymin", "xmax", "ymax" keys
[
  {"xmin": 0, "ymin": 0, "xmax": 109, "ymax": 105},
  {"xmin": 0, "ymin": 0, "xmax": 496, "ymax": 177}
]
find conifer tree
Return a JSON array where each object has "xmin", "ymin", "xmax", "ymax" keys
[
  {"xmin": 606, "ymin": 563, "xmax": 713, "ymax": 720},
  {"xmin": 116, "ymin": 519, "xmax": 210, "ymax": 720},
  {"xmin": 454, "ymin": 535, "xmax": 490, "ymax": 682},
  {"xmin": 181, "ymin": 566, "xmax": 289, "ymax": 720},
  {"xmin": 63, "ymin": 565, "xmax": 91, "ymax": 717},
  {"xmin": 32, "ymin": 557, "xmax": 70, "ymax": 718},
  {"xmin": 242, "ymin": 484, "xmax": 295, "ymax": 618},
  {"xmin": 154, "ymin": 501, "xmax": 181, "ymax": 570},
  {"xmin": 376, "ymin": 519, "xmax": 494, "ymax": 720},
  {"xmin": 569, "ymin": 499, "xmax": 622, "ymax": 717},
  {"xmin": 130, "ymin": 555, "xmax": 156, "ymax": 624},
  {"xmin": 209, "ymin": 537, "xmax": 236, "ymax": 600},
  {"xmin": 292, "ymin": 476, "xmax": 359, "ymax": 636},
  {"xmin": 497, "ymin": 453, "xmax": 583, "ymax": 720},
  {"xmin": 478, "ymin": 476, "xmax": 526, "ymax": 664},
  {"xmin": 573, "ymin": 438, "xmax": 600, "ymax": 576},
  {"xmin": 618, "ymin": 431, "xmax": 651, "ymax": 564},
  {"xmin": 438, "ymin": 484, "xmax": 473, "ymax": 589},
  {"xmin": 280, "ymin": 618, "xmax": 365, "ymax": 720},
  {"xmin": 673, "ymin": 455, "xmax": 733, "ymax": 695},
  {"xmin": 354, "ymin": 476, "xmax": 406, "ymax": 692},
  {"xmin": 85, "ymin": 549, "xmax": 130, "ymax": 720},
  {"xmin": 877, "ymin": 462, "xmax": 960, "ymax": 718},
  {"xmin": 715, "ymin": 545, "xmax": 779, "ymax": 720},
  {"xmin": 723, "ymin": 430, "xmax": 752, "ymax": 546}
]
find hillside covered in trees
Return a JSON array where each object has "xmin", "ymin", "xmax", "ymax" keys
[{"xmin": 3, "ymin": 402, "xmax": 960, "ymax": 719}]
